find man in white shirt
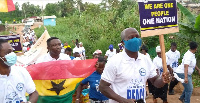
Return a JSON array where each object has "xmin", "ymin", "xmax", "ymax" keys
[
  {"xmin": 99, "ymin": 28, "xmax": 171, "ymax": 103},
  {"xmin": 0, "ymin": 39, "xmax": 38, "ymax": 103},
  {"xmin": 105, "ymin": 44, "xmax": 116, "ymax": 61},
  {"xmin": 166, "ymin": 42, "xmax": 180, "ymax": 95},
  {"xmin": 72, "ymin": 43, "xmax": 82, "ymax": 57},
  {"xmin": 36, "ymin": 37, "xmax": 71, "ymax": 64},
  {"xmin": 79, "ymin": 42, "xmax": 86, "ymax": 59}
]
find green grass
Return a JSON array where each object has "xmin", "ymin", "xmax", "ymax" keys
[{"xmin": 0, "ymin": 31, "xmax": 9, "ymax": 35}]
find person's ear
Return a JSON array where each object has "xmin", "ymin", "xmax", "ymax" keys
[{"xmin": 95, "ymin": 62, "xmax": 99, "ymax": 68}]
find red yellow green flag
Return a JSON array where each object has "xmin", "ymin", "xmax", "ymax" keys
[
  {"xmin": 26, "ymin": 59, "xmax": 97, "ymax": 103},
  {"xmin": 0, "ymin": 0, "xmax": 15, "ymax": 12}
]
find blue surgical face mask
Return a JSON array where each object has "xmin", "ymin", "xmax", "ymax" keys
[
  {"xmin": 0, "ymin": 52, "xmax": 17, "ymax": 66},
  {"xmin": 123, "ymin": 37, "xmax": 142, "ymax": 52}
]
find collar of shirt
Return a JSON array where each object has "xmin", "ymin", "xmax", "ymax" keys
[
  {"xmin": 122, "ymin": 50, "xmax": 142, "ymax": 61},
  {"xmin": 169, "ymin": 49, "xmax": 178, "ymax": 54},
  {"xmin": 47, "ymin": 52, "xmax": 62, "ymax": 61}
]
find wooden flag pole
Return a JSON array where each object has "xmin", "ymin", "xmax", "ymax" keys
[{"xmin": 159, "ymin": 34, "xmax": 167, "ymax": 73}]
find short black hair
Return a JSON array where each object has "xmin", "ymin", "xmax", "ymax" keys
[
  {"xmin": 98, "ymin": 56, "xmax": 107, "ymax": 63},
  {"xmin": 171, "ymin": 42, "xmax": 177, "ymax": 47},
  {"xmin": 0, "ymin": 39, "xmax": 8, "ymax": 50},
  {"xmin": 65, "ymin": 47, "xmax": 72, "ymax": 52},
  {"xmin": 189, "ymin": 41, "xmax": 198, "ymax": 50},
  {"xmin": 140, "ymin": 45, "xmax": 148, "ymax": 52},
  {"xmin": 47, "ymin": 37, "xmax": 59, "ymax": 46}
]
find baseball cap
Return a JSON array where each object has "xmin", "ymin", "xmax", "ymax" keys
[
  {"xmin": 79, "ymin": 42, "xmax": 83, "ymax": 45},
  {"xmin": 156, "ymin": 46, "xmax": 161, "ymax": 52},
  {"xmin": 109, "ymin": 44, "xmax": 113, "ymax": 49}
]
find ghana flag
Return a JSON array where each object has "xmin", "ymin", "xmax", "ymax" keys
[
  {"xmin": 26, "ymin": 59, "xmax": 97, "ymax": 103},
  {"xmin": 0, "ymin": 0, "xmax": 15, "ymax": 12}
]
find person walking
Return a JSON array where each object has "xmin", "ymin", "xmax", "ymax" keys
[{"xmin": 175, "ymin": 41, "xmax": 200, "ymax": 103}]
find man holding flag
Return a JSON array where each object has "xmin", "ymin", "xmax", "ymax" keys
[{"xmin": 32, "ymin": 37, "xmax": 97, "ymax": 103}]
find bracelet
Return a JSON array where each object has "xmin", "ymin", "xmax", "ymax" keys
[{"xmin": 76, "ymin": 99, "xmax": 80, "ymax": 101}]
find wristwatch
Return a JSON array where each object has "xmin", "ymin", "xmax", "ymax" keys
[{"xmin": 27, "ymin": 101, "xmax": 31, "ymax": 103}]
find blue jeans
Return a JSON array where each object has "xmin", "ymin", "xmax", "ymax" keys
[{"xmin": 177, "ymin": 73, "xmax": 193, "ymax": 103}]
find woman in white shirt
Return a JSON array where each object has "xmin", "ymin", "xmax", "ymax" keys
[
  {"xmin": 175, "ymin": 41, "xmax": 200, "ymax": 103},
  {"xmin": 152, "ymin": 46, "xmax": 173, "ymax": 103}
]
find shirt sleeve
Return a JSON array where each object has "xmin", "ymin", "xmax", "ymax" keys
[
  {"xmin": 22, "ymin": 68, "xmax": 36, "ymax": 94},
  {"xmin": 177, "ymin": 51, "xmax": 180, "ymax": 59},
  {"xmin": 105, "ymin": 50, "xmax": 109, "ymax": 56},
  {"xmin": 101, "ymin": 60, "xmax": 117, "ymax": 84},
  {"xmin": 82, "ymin": 77, "xmax": 89, "ymax": 84},
  {"xmin": 184, "ymin": 54, "xmax": 192, "ymax": 65}
]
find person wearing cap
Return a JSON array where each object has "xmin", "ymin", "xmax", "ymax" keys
[
  {"xmin": 93, "ymin": 49, "xmax": 102, "ymax": 59},
  {"xmin": 152, "ymin": 46, "xmax": 173, "ymax": 103},
  {"xmin": 99, "ymin": 28, "xmax": 171, "ymax": 103},
  {"xmin": 105, "ymin": 44, "xmax": 116, "ymax": 61},
  {"xmin": 79, "ymin": 42, "xmax": 86, "ymax": 60}
]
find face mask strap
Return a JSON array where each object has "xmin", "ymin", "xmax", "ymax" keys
[{"xmin": 0, "ymin": 57, "xmax": 5, "ymax": 62}]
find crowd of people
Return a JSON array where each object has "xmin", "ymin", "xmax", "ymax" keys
[
  {"xmin": 22, "ymin": 29, "xmax": 37, "ymax": 52},
  {"xmin": 0, "ymin": 27, "xmax": 200, "ymax": 103}
]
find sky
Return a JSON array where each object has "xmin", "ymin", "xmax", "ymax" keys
[{"xmin": 13, "ymin": 0, "xmax": 102, "ymax": 8}]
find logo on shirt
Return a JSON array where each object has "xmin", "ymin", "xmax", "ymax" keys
[
  {"xmin": 16, "ymin": 83, "xmax": 24, "ymax": 91},
  {"xmin": 127, "ymin": 79, "xmax": 145, "ymax": 100},
  {"xmin": 5, "ymin": 92, "xmax": 23, "ymax": 103},
  {"xmin": 139, "ymin": 68, "xmax": 146, "ymax": 76}
]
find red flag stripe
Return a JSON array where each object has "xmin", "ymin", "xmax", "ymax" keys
[
  {"xmin": 7, "ymin": 0, "xmax": 15, "ymax": 12},
  {"xmin": 26, "ymin": 59, "xmax": 97, "ymax": 80}
]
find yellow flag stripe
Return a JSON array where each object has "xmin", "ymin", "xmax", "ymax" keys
[
  {"xmin": 33, "ymin": 78, "xmax": 84, "ymax": 96},
  {"xmin": 0, "ymin": 0, "xmax": 8, "ymax": 12},
  {"xmin": 141, "ymin": 24, "xmax": 178, "ymax": 30}
]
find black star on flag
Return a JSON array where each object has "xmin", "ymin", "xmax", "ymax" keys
[{"xmin": 47, "ymin": 80, "xmax": 66, "ymax": 95}]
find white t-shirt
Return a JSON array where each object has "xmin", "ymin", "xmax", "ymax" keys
[
  {"xmin": 79, "ymin": 46, "xmax": 85, "ymax": 56},
  {"xmin": 153, "ymin": 56, "xmax": 170, "ymax": 76},
  {"xmin": 73, "ymin": 47, "xmax": 82, "ymax": 55},
  {"xmin": 35, "ymin": 53, "xmax": 71, "ymax": 64},
  {"xmin": 105, "ymin": 49, "xmax": 116, "ymax": 61},
  {"xmin": 73, "ymin": 57, "xmax": 82, "ymax": 60},
  {"xmin": 0, "ymin": 66, "xmax": 35, "ymax": 103},
  {"xmin": 101, "ymin": 51, "xmax": 157, "ymax": 103},
  {"xmin": 166, "ymin": 50, "xmax": 180, "ymax": 71},
  {"xmin": 175, "ymin": 50, "xmax": 196, "ymax": 75}
]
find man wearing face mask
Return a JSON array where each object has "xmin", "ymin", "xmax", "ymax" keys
[
  {"xmin": 99, "ymin": 28, "xmax": 171, "ymax": 103},
  {"xmin": 0, "ymin": 39, "xmax": 38, "ymax": 103}
]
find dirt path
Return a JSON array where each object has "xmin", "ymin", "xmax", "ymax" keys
[
  {"xmin": 146, "ymin": 83, "xmax": 200, "ymax": 103},
  {"xmin": 8, "ymin": 22, "xmax": 43, "ymax": 35}
]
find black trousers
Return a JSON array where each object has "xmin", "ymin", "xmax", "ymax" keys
[
  {"xmin": 152, "ymin": 83, "xmax": 168, "ymax": 101},
  {"xmin": 169, "ymin": 78, "xmax": 179, "ymax": 92},
  {"xmin": 147, "ymin": 79, "xmax": 154, "ymax": 93}
]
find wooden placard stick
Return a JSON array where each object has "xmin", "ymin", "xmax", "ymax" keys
[{"xmin": 159, "ymin": 34, "xmax": 167, "ymax": 73}]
